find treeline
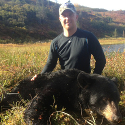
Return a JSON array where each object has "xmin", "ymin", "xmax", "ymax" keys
[
  {"xmin": 0, "ymin": 0, "xmax": 125, "ymax": 43},
  {"xmin": 0, "ymin": 0, "xmax": 59, "ymax": 27},
  {"xmin": 0, "ymin": 0, "xmax": 61, "ymax": 43}
]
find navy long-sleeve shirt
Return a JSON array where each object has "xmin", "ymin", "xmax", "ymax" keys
[{"xmin": 41, "ymin": 28, "xmax": 106, "ymax": 74}]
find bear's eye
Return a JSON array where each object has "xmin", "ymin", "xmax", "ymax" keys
[
  {"xmin": 103, "ymin": 97, "xmax": 107, "ymax": 101},
  {"xmin": 100, "ymin": 97, "xmax": 109, "ymax": 104}
]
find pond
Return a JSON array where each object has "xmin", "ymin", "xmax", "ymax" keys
[{"xmin": 102, "ymin": 43, "xmax": 125, "ymax": 53}]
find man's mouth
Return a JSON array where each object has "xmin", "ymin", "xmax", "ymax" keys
[{"xmin": 66, "ymin": 22, "xmax": 71, "ymax": 25}]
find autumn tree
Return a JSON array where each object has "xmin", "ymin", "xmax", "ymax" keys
[{"xmin": 113, "ymin": 28, "xmax": 117, "ymax": 38}]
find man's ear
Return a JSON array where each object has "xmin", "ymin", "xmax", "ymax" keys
[
  {"xmin": 77, "ymin": 71, "xmax": 96, "ymax": 88},
  {"xmin": 59, "ymin": 16, "xmax": 61, "ymax": 21},
  {"xmin": 76, "ymin": 14, "xmax": 78, "ymax": 20}
]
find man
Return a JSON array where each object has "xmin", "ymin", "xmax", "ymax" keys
[{"xmin": 31, "ymin": 2, "xmax": 106, "ymax": 81}]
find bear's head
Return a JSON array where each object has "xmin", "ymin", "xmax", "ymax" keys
[{"xmin": 77, "ymin": 71, "xmax": 122, "ymax": 124}]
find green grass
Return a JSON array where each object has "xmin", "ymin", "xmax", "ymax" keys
[{"xmin": 0, "ymin": 41, "xmax": 125, "ymax": 125}]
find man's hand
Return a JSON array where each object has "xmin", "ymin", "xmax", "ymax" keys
[{"xmin": 31, "ymin": 74, "xmax": 37, "ymax": 81}]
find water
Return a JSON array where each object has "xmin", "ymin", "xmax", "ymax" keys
[{"xmin": 102, "ymin": 43, "xmax": 125, "ymax": 53}]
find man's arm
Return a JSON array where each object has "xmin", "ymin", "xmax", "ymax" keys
[
  {"xmin": 93, "ymin": 52, "xmax": 106, "ymax": 74},
  {"xmin": 88, "ymin": 33, "xmax": 106, "ymax": 74},
  {"xmin": 41, "ymin": 41, "xmax": 58, "ymax": 74},
  {"xmin": 31, "ymin": 41, "xmax": 58, "ymax": 81}
]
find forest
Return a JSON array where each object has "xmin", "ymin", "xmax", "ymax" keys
[{"xmin": 0, "ymin": 0, "xmax": 125, "ymax": 43}]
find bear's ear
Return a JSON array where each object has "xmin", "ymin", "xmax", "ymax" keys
[
  {"xmin": 77, "ymin": 71, "xmax": 96, "ymax": 88},
  {"xmin": 111, "ymin": 77, "xmax": 118, "ymax": 86}
]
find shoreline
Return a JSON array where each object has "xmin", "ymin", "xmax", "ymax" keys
[
  {"xmin": 0, "ymin": 38, "xmax": 125, "ymax": 46},
  {"xmin": 99, "ymin": 38, "xmax": 125, "ymax": 45}
]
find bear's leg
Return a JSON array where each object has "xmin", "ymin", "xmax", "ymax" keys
[{"xmin": 24, "ymin": 86, "xmax": 55, "ymax": 125}]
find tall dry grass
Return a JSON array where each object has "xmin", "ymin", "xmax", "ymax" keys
[{"xmin": 0, "ymin": 43, "xmax": 51, "ymax": 94}]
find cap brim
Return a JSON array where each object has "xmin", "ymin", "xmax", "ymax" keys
[{"xmin": 60, "ymin": 8, "xmax": 75, "ymax": 15}]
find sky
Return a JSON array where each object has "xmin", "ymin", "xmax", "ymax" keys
[{"xmin": 51, "ymin": 0, "xmax": 125, "ymax": 11}]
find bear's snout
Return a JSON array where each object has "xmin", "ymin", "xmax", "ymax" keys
[
  {"xmin": 102, "ymin": 101, "xmax": 122, "ymax": 123},
  {"xmin": 112, "ymin": 114, "xmax": 122, "ymax": 123}
]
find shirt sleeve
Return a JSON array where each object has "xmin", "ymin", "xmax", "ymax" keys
[
  {"xmin": 88, "ymin": 33, "xmax": 106, "ymax": 74},
  {"xmin": 41, "ymin": 41, "xmax": 58, "ymax": 74}
]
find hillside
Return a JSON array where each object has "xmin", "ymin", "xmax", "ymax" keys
[
  {"xmin": 0, "ymin": 0, "xmax": 125, "ymax": 43},
  {"xmin": 98, "ymin": 11, "xmax": 125, "ymax": 24}
]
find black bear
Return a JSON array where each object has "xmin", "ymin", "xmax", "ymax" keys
[{"xmin": 0, "ymin": 69, "xmax": 121, "ymax": 125}]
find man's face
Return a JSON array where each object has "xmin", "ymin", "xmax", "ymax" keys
[{"xmin": 59, "ymin": 9, "xmax": 78, "ymax": 31}]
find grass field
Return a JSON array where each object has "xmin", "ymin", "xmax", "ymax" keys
[{"xmin": 0, "ymin": 39, "xmax": 125, "ymax": 125}]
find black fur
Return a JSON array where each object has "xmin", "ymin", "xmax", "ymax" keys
[{"xmin": 0, "ymin": 69, "xmax": 121, "ymax": 124}]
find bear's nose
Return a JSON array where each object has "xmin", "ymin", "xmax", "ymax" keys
[{"xmin": 112, "ymin": 114, "xmax": 122, "ymax": 123}]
